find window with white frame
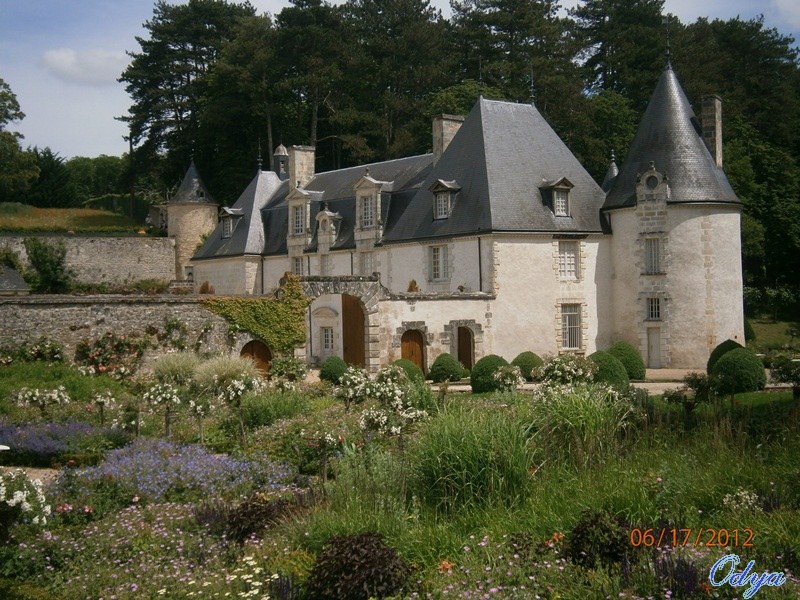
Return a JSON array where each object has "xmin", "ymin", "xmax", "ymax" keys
[
  {"xmin": 561, "ymin": 304, "xmax": 581, "ymax": 350},
  {"xmin": 645, "ymin": 238, "xmax": 661, "ymax": 274},
  {"xmin": 292, "ymin": 256, "xmax": 304, "ymax": 276},
  {"xmin": 434, "ymin": 191, "xmax": 451, "ymax": 219},
  {"xmin": 361, "ymin": 195, "xmax": 376, "ymax": 228},
  {"xmin": 558, "ymin": 241, "xmax": 579, "ymax": 280},
  {"xmin": 431, "ymin": 245, "xmax": 449, "ymax": 281},
  {"xmin": 221, "ymin": 218, "xmax": 232, "ymax": 239},
  {"xmin": 321, "ymin": 327, "xmax": 334, "ymax": 355},
  {"xmin": 647, "ymin": 297, "xmax": 661, "ymax": 320},
  {"xmin": 554, "ymin": 189, "xmax": 569, "ymax": 216},
  {"xmin": 360, "ymin": 251, "xmax": 374, "ymax": 275},
  {"xmin": 292, "ymin": 205, "xmax": 305, "ymax": 235}
]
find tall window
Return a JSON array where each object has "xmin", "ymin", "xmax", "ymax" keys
[
  {"xmin": 431, "ymin": 246, "xmax": 449, "ymax": 281},
  {"xmin": 554, "ymin": 190, "xmax": 569, "ymax": 216},
  {"xmin": 645, "ymin": 238, "xmax": 661, "ymax": 274},
  {"xmin": 360, "ymin": 251, "xmax": 374, "ymax": 275},
  {"xmin": 321, "ymin": 327, "xmax": 334, "ymax": 355},
  {"xmin": 292, "ymin": 256, "xmax": 304, "ymax": 276},
  {"xmin": 362, "ymin": 195, "xmax": 376, "ymax": 228},
  {"xmin": 561, "ymin": 304, "xmax": 581, "ymax": 350},
  {"xmin": 434, "ymin": 192, "xmax": 450, "ymax": 219},
  {"xmin": 221, "ymin": 218, "xmax": 232, "ymax": 239},
  {"xmin": 558, "ymin": 241, "xmax": 579, "ymax": 280},
  {"xmin": 647, "ymin": 297, "xmax": 661, "ymax": 320},
  {"xmin": 292, "ymin": 205, "xmax": 304, "ymax": 235}
]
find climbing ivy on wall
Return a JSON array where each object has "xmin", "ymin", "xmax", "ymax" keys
[{"xmin": 201, "ymin": 275, "xmax": 311, "ymax": 355}]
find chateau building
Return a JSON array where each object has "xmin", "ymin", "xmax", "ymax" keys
[{"xmin": 184, "ymin": 66, "xmax": 744, "ymax": 371}]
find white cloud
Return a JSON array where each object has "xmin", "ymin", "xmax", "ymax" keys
[
  {"xmin": 773, "ymin": 0, "xmax": 800, "ymax": 31},
  {"xmin": 39, "ymin": 48, "xmax": 129, "ymax": 86}
]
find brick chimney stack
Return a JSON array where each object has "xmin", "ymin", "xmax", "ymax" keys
[
  {"xmin": 702, "ymin": 95, "xmax": 723, "ymax": 168},
  {"xmin": 433, "ymin": 114, "xmax": 465, "ymax": 165}
]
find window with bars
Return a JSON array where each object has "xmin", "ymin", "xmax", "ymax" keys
[
  {"xmin": 431, "ymin": 246, "xmax": 449, "ymax": 281},
  {"xmin": 292, "ymin": 205, "xmax": 304, "ymax": 235},
  {"xmin": 292, "ymin": 256, "xmax": 304, "ymax": 276},
  {"xmin": 647, "ymin": 297, "xmax": 661, "ymax": 320},
  {"xmin": 321, "ymin": 327, "xmax": 334, "ymax": 355},
  {"xmin": 561, "ymin": 304, "xmax": 581, "ymax": 349},
  {"xmin": 645, "ymin": 238, "xmax": 661, "ymax": 274},
  {"xmin": 434, "ymin": 192, "xmax": 451, "ymax": 219},
  {"xmin": 558, "ymin": 241, "xmax": 579, "ymax": 280},
  {"xmin": 554, "ymin": 189, "xmax": 569, "ymax": 216},
  {"xmin": 361, "ymin": 195, "xmax": 376, "ymax": 228}
]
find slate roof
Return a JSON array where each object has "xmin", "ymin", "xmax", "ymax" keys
[
  {"xmin": 0, "ymin": 264, "xmax": 30, "ymax": 294},
  {"xmin": 168, "ymin": 161, "xmax": 218, "ymax": 205},
  {"xmin": 383, "ymin": 98, "xmax": 607, "ymax": 243},
  {"xmin": 603, "ymin": 67, "xmax": 739, "ymax": 210}
]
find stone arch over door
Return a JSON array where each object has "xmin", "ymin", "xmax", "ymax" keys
[
  {"xmin": 342, "ymin": 294, "xmax": 366, "ymax": 367},
  {"xmin": 457, "ymin": 326, "xmax": 474, "ymax": 370},
  {"xmin": 445, "ymin": 320, "xmax": 484, "ymax": 367},
  {"xmin": 240, "ymin": 339, "xmax": 272, "ymax": 373},
  {"xmin": 401, "ymin": 329, "xmax": 426, "ymax": 372}
]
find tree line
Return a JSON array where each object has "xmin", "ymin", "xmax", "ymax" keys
[{"xmin": 1, "ymin": 0, "xmax": 799, "ymax": 310}]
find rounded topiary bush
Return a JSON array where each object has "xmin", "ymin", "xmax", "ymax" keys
[
  {"xmin": 511, "ymin": 351, "xmax": 543, "ymax": 382},
  {"xmin": 706, "ymin": 339, "xmax": 744, "ymax": 374},
  {"xmin": 319, "ymin": 356, "xmax": 347, "ymax": 384},
  {"xmin": 588, "ymin": 351, "xmax": 629, "ymax": 390},
  {"xmin": 392, "ymin": 358, "xmax": 425, "ymax": 383},
  {"xmin": 470, "ymin": 354, "xmax": 509, "ymax": 393},
  {"xmin": 712, "ymin": 347, "xmax": 766, "ymax": 394},
  {"xmin": 606, "ymin": 341, "xmax": 646, "ymax": 380},
  {"xmin": 428, "ymin": 352, "xmax": 463, "ymax": 383}
]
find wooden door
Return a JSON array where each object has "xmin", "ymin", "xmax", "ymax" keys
[
  {"xmin": 240, "ymin": 340, "xmax": 272, "ymax": 373},
  {"xmin": 457, "ymin": 326, "xmax": 473, "ymax": 370},
  {"xmin": 647, "ymin": 328, "xmax": 661, "ymax": 369},
  {"xmin": 342, "ymin": 294, "xmax": 366, "ymax": 366},
  {"xmin": 401, "ymin": 330, "xmax": 425, "ymax": 372}
]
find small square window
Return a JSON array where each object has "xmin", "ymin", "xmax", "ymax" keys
[
  {"xmin": 647, "ymin": 297, "xmax": 661, "ymax": 320},
  {"xmin": 558, "ymin": 241, "xmax": 579, "ymax": 280},
  {"xmin": 292, "ymin": 256, "xmax": 304, "ymax": 276},
  {"xmin": 561, "ymin": 303, "xmax": 581, "ymax": 349},
  {"xmin": 554, "ymin": 189, "xmax": 569, "ymax": 216},
  {"xmin": 434, "ymin": 192, "xmax": 451, "ymax": 219},
  {"xmin": 431, "ymin": 246, "xmax": 449, "ymax": 281}
]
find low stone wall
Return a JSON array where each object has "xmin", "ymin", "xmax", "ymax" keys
[
  {"xmin": 0, "ymin": 295, "xmax": 240, "ymax": 365},
  {"xmin": 0, "ymin": 235, "xmax": 176, "ymax": 285}
]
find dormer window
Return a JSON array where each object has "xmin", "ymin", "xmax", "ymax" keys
[
  {"xmin": 554, "ymin": 189, "xmax": 569, "ymax": 216},
  {"xmin": 361, "ymin": 194, "xmax": 376, "ymax": 228},
  {"xmin": 292, "ymin": 205, "xmax": 305, "ymax": 235},
  {"xmin": 541, "ymin": 177, "xmax": 574, "ymax": 217},
  {"xmin": 222, "ymin": 217, "xmax": 232, "ymax": 239},
  {"xmin": 196, "ymin": 190, "xmax": 205, "ymax": 200},
  {"xmin": 434, "ymin": 192, "xmax": 451, "ymax": 219}
]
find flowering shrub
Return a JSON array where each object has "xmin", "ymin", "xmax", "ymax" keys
[
  {"xmin": 144, "ymin": 382, "xmax": 183, "ymax": 436},
  {"xmin": 13, "ymin": 385, "xmax": 71, "ymax": 416},
  {"xmin": 722, "ymin": 488, "xmax": 763, "ymax": 513},
  {"xmin": 1, "ymin": 337, "xmax": 65, "ymax": 365},
  {"xmin": 218, "ymin": 376, "xmax": 266, "ymax": 407},
  {"xmin": 269, "ymin": 355, "xmax": 307, "ymax": 381},
  {"xmin": 349, "ymin": 366, "xmax": 428, "ymax": 439},
  {"xmin": 493, "ymin": 365, "xmax": 524, "ymax": 392},
  {"xmin": 1, "ymin": 470, "xmax": 51, "ymax": 541},
  {"xmin": 76, "ymin": 331, "xmax": 148, "ymax": 378},
  {"xmin": 534, "ymin": 353, "xmax": 597, "ymax": 384},
  {"xmin": 338, "ymin": 365, "xmax": 371, "ymax": 410}
]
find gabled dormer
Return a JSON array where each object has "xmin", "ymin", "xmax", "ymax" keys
[
  {"xmin": 353, "ymin": 170, "xmax": 391, "ymax": 233},
  {"xmin": 428, "ymin": 179, "xmax": 461, "ymax": 220},
  {"xmin": 218, "ymin": 206, "xmax": 244, "ymax": 239},
  {"xmin": 315, "ymin": 202, "xmax": 342, "ymax": 252},
  {"xmin": 287, "ymin": 186, "xmax": 312, "ymax": 240},
  {"xmin": 540, "ymin": 177, "xmax": 575, "ymax": 217}
]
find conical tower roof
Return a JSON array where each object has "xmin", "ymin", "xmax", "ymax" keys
[
  {"xmin": 603, "ymin": 67, "xmax": 739, "ymax": 210},
  {"xmin": 168, "ymin": 161, "xmax": 217, "ymax": 205}
]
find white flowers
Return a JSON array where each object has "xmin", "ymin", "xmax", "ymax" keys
[
  {"xmin": 143, "ymin": 382, "xmax": 182, "ymax": 407},
  {"xmin": 346, "ymin": 365, "xmax": 428, "ymax": 436},
  {"xmin": 218, "ymin": 376, "xmax": 265, "ymax": 406},
  {"xmin": 14, "ymin": 386, "xmax": 72, "ymax": 412},
  {"xmin": 493, "ymin": 365, "xmax": 525, "ymax": 391},
  {"xmin": 1, "ymin": 470, "xmax": 51, "ymax": 527},
  {"xmin": 722, "ymin": 488, "xmax": 763, "ymax": 513}
]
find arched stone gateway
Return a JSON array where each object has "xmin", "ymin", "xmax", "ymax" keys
[
  {"xmin": 240, "ymin": 339, "xmax": 272, "ymax": 373},
  {"xmin": 401, "ymin": 329, "xmax": 426, "ymax": 372}
]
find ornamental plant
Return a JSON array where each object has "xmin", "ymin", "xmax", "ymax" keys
[
  {"xmin": 588, "ymin": 350, "xmax": 630, "ymax": 391},
  {"xmin": 92, "ymin": 390, "xmax": 117, "ymax": 426},
  {"xmin": 428, "ymin": 352, "xmax": 463, "ymax": 383},
  {"xmin": 76, "ymin": 331, "xmax": 148, "ymax": 379},
  {"xmin": 534, "ymin": 353, "xmax": 597, "ymax": 385},
  {"xmin": 14, "ymin": 385, "xmax": 71, "ymax": 417},
  {"xmin": 391, "ymin": 358, "xmax": 425, "ymax": 383},
  {"xmin": 143, "ymin": 382, "xmax": 182, "ymax": 437},
  {"xmin": 356, "ymin": 366, "xmax": 428, "ymax": 445},
  {"xmin": 771, "ymin": 357, "xmax": 800, "ymax": 399},
  {"xmin": 319, "ymin": 355, "xmax": 347, "ymax": 384},
  {"xmin": 1, "ymin": 470, "xmax": 51, "ymax": 542},
  {"xmin": 493, "ymin": 364, "xmax": 524, "ymax": 393},
  {"xmin": 269, "ymin": 355, "xmax": 308, "ymax": 381},
  {"xmin": 711, "ymin": 347, "xmax": 766, "ymax": 394},
  {"xmin": 470, "ymin": 354, "xmax": 509, "ymax": 393},
  {"xmin": 511, "ymin": 351, "xmax": 544, "ymax": 381},
  {"xmin": 706, "ymin": 338, "xmax": 744, "ymax": 374},
  {"xmin": 606, "ymin": 341, "xmax": 646, "ymax": 380},
  {"xmin": 338, "ymin": 365, "xmax": 371, "ymax": 412}
]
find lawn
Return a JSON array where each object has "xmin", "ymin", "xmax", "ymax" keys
[
  {"xmin": 1, "ymin": 346, "xmax": 799, "ymax": 600},
  {"xmin": 0, "ymin": 203, "xmax": 143, "ymax": 233}
]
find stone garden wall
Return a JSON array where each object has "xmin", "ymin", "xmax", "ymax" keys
[{"xmin": 0, "ymin": 235, "xmax": 177, "ymax": 285}]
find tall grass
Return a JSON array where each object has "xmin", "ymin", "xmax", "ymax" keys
[
  {"xmin": 152, "ymin": 351, "xmax": 201, "ymax": 386},
  {"xmin": 0, "ymin": 204, "xmax": 140, "ymax": 232}
]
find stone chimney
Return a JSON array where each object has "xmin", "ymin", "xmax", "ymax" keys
[
  {"xmin": 288, "ymin": 145, "xmax": 315, "ymax": 189},
  {"xmin": 433, "ymin": 114, "xmax": 465, "ymax": 164},
  {"xmin": 702, "ymin": 95, "xmax": 723, "ymax": 168}
]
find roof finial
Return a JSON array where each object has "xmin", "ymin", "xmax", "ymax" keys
[
  {"xmin": 663, "ymin": 16, "xmax": 673, "ymax": 68},
  {"xmin": 478, "ymin": 58, "xmax": 484, "ymax": 98},
  {"xmin": 257, "ymin": 138, "xmax": 263, "ymax": 171},
  {"xmin": 529, "ymin": 67, "xmax": 535, "ymax": 105}
]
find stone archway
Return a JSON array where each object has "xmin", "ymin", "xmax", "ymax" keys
[
  {"xmin": 457, "ymin": 326, "xmax": 474, "ymax": 370},
  {"xmin": 401, "ymin": 329, "xmax": 426, "ymax": 372},
  {"xmin": 342, "ymin": 294, "xmax": 366, "ymax": 367},
  {"xmin": 240, "ymin": 339, "xmax": 272, "ymax": 373}
]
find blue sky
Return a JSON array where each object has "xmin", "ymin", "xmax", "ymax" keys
[{"xmin": 1, "ymin": 0, "xmax": 798, "ymax": 159}]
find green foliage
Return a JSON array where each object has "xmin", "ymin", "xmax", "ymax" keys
[
  {"xmin": 239, "ymin": 390, "xmax": 309, "ymax": 430},
  {"xmin": 410, "ymin": 405, "xmax": 536, "ymax": 513},
  {"xmin": 269, "ymin": 355, "xmax": 307, "ymax": 381},
  {"xmin": 744, "ymin": 317, "xmax": 756, "ymax": 342},
  {"xmin": 152, "ymin": 352, "xmax": 200, "ymax": 387},
  {"xmin": 588, "ymin": 350, "xmax": 630, "ymax": 390},
  {"xmin": 428, "ymin": 352, "xmax": 463, "ymax": 383},
  {"xmin": 771, "ymin": 358, "xmax": 800, "ymax": 387},
  {"xmin": 22, "ymin": 237, "xmax": 72, "ymax": 293},
  {"xmin": 607, "ymin": 341, "xmax": 646, "ymax": 380},
  {"xmin": 319, "ymin": 356, "xmax": 347, "ymax": 384},
  {"xmin": 215, "ymin": 492, "xmax": 301, "ymax": 544},
  {"xmin": 535, "ymin": 353, "xmax": 598, "ymax": 385},
  {"xmin": 469, "ymin": 354, "xmax": 509, "ymax": 393},
  {"xmin": 192, "ymin": 355, "xmax": 260, "ymax": 395},
  {"xmin": 304, "ymin": 531, "xmax": 413, "ymax": 600},
  {"xmin": 511, "ymin": 351, "xmax": 543, "ymax": 382},
  {"xmin": 706, "ymin": 339, "xmax": 744, "ymax": 374},
  {"xmin": 0, "ymin": 244, "xmax": 23, "ymax": 273},
  {"xmin": 391, "ymin": 358, "xmax": 425, "ymax": 383},
  {"xmin": 663, "ymin": 372, "xmax": 719, "ymax": 415},
  {"xmin": 0, "ymin": 337, "xmax": 64, "ymax": 365},
  {"xmin": 565, "ymin": 509, "xmax": 630, "ymax": 569},
  {"xmin": 712, "ymin": 348, "xmax": 767, "ymax": 394},
  {"xmin": 75, "ymin": 332, "xmax": 148, "ymax": 378},
  {"xmin": 202, "ymin": 275, "xmax": 311, "ymax": 355}
]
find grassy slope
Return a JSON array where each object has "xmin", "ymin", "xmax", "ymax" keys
[{"xmin": 0, "ymin": 203, "xmax": 141, "ymax": 233}]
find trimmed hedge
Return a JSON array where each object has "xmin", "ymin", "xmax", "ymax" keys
[
  {"xmin": 711, "ymin": 348, "xmax": 766, "ymax": 394},
  {"xmin": 470, "ymin": 354, "xmax": 509, "ymax": 393},
  {"xmin": 392, "ymin": 358, "xmax": 425, "ymax": 383},
  {"xmin": 607, "ymin": 341, "xmax": 646, "ymax": 380},
  {"xmin": 511, "ymin": 351, "xmax": 543, "ymax": 382},
  {"xmin": 319, "ymin": 356, "xmax": 347, "ymax": 384},
  {"xmin": 588, "ymin": 351, "xmax": 630, "ymax": 390},
  {"xmin": 706, "ymin": 339, "xmax": 744, "ymax": 374},
  {"xmin": 428, "ymin": 353, "xmax": 463, "ymax": 383}
]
